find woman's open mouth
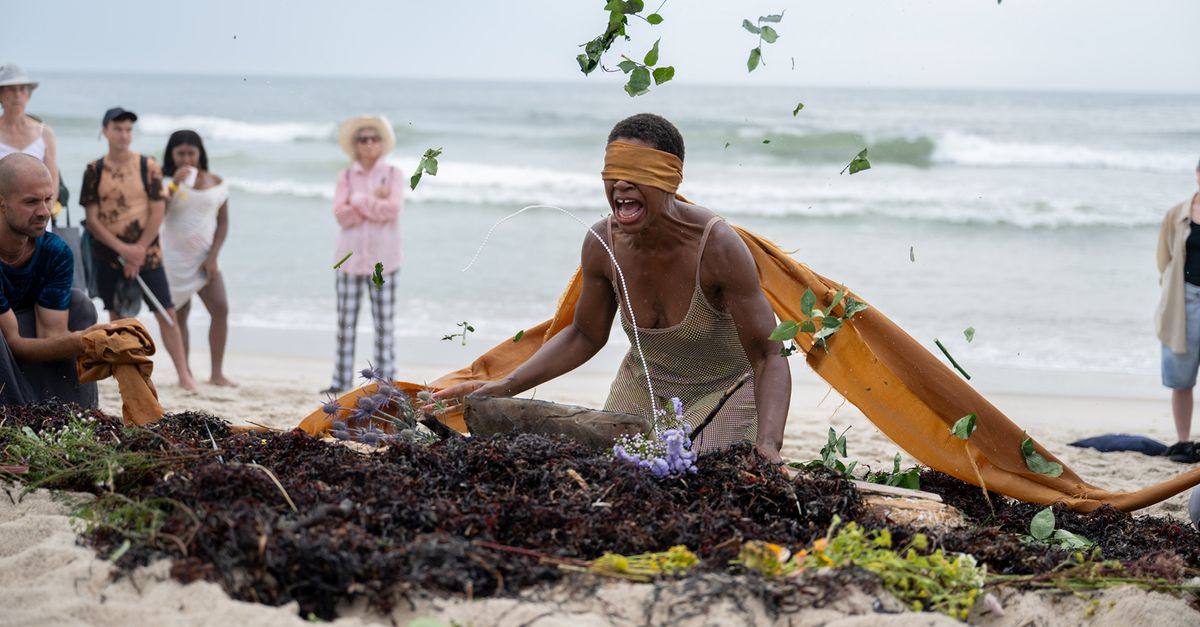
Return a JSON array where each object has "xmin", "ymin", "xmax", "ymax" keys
[{"xmin": 614, "ymin": 198, "xmax": 644, "ymax": 225}]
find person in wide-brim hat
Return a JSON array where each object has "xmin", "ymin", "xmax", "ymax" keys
[
  {"xmin": 0, "ymin": 65, "xmax": 38, "ymax": 91},
  {"xmin": 338, "ymin": 115, "xmax": 395, "ymax": 158}
]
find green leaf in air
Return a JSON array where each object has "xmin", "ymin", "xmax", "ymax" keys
[
  {"xmin": 617, "ymin": 59, "xmax": 638, "ymax": 74},
  {"xmin": 762, "ymin": 139, "xmax": 771, "ymax": 144},
  {"xmin": 841, "ymin": 148, "xmax": 872, "ymax": 175},
  {"xmin": 625, "ymin": 67, "xmax": 652, "ymax": 97},
  {"xmin": 742, "ymin": 19, "xmax": 761, "ymax": 34},
  {"xmin": 792, "ymin": 102, "xmax": 804, "ymax": 116},
  {"xmin": 513, "ymin": 329, "xmax": 525, "ymax": 343},
  {"xmin": 643, "ymin": 38, "xmax": 661, "ymax": 66},
  {"xmin": 646, "ymin": 12, "xmax": 663, "ymax": 24},
  {"xmin": 951, "ymin": 413, "xmax": 977, "ymax": 440},
  {"xmin": 760, "ymin": 25, "xmax": 779, "ymax": 43},
  {"xmin": 964, "ymin": 326, "xmax": 976, "ymax": 343},
  {"xmin": 1021, "ymin": 436, "xmax": 1064, "ymax": 477},
  {"xmin": 769, "ymin": 320, "xmax": 800, "ymax": 342},
  {"xmin": 652, "ymin": 65, "xmax": 675, "ymax": 85},
  {"xmin": 800, "ymin": 288, "xmax": 816, "ymax": 317},
  {"xmin": 760, "ymin": 12, "xmax": 785, "ymax": 23},
  {"xmin": 747, "ymin": 47, "xmax": 762, "ymax": 72}
]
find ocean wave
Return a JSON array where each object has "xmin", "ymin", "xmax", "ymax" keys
[
  {"xmin": 931, "ymin": 130, "xmax": 1190, "ymax": 173},
  {"xmin": 138, "ymin": 114, "xmax": 335, "ymax": 143}
]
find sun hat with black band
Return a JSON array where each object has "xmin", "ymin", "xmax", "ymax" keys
[
  {"xmin": 102, "ymin": 107, "xmax": 137, "ymax": 126},
  {"xmin": 338, "ymin": 115, "xmax": 396, "ymax": 158},
  {"xmin": 0, "ymin": 64, "xmax": 38, "ymax": 91}
]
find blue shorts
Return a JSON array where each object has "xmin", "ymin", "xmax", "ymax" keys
[{"xmin": 1162, "ymin": 283, "xmax": 1200, "ymax": 389}]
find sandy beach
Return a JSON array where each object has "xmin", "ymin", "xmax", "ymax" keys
[{"xmin": 2, "ymin": 342, "xmax": 1198, "ymax": 626}]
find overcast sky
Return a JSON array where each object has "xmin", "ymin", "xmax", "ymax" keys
[{"xmin": 8, "ymin": 0, "xmax": 1199, "ymax": 93}]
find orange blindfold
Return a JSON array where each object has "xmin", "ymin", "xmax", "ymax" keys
[{"xmin": 601, "ymin": 141, "xmax": 684, "ymax": 194}]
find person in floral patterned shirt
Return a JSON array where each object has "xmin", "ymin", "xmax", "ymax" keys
[{"xmin": 80, "ymin": 107, "xmax": 198, "ymax": 391}]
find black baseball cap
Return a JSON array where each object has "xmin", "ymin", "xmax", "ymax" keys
[{"xmin": 102, "ymin": 107, "xmax": 137, "ymax": 126}]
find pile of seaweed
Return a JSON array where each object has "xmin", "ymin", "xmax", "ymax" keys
[{"xmin": 3, "ymin": 400, "xmax": 1199, "ymax": 620}]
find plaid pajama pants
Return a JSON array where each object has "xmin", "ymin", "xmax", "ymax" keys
[{"xmin": 331, "ymin": 270, "xmax": 397, "ymax": 390}]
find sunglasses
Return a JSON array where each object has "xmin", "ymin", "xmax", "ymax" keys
[{"xmin": 356, "ymin": 135, "xmax": 382, "ymax": 144}]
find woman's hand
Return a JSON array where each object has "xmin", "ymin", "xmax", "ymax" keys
[
  {"xmin": 424, "ymin": 380, "xmax": 502, "ymax": 414},
  {"xmin": 373, "ymin": 185, "xmax": 390, "ymax": 199},
  {"xmin": 173, "ymin": 166, "xmax": 195, "ymax": 186},
  {"xmin": 201, "ymin": 254, "xmax": 219, "ymax": 284}
]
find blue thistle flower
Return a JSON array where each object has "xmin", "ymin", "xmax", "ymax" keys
[
  {"xmin": 322, "ymin": 400, "xmax": 341, "ymax": 415},
  {"xmin": 359, "ymin": 364, "xmax": 379, "ymax": 381}
]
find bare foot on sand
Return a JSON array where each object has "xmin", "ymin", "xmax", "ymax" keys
[
  {"xmin": 179, "ymin": 377, "xmax": 200, "ymax": 393},
  {"xmin": 209, "ymin": 375, "xmax": 238, "ymax": 388}
]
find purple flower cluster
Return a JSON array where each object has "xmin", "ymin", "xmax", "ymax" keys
[
  {"xmin": 323, "ymin": 363, "xmax": 426, "ymax": 445},
  {"xmin": 613, "ymin": 428, "xmax": 698, "ymax": 478}
]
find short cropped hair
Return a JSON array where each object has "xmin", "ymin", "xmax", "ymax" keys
[{"xmin": 607, "ymin": 113, "xmax": 685, "ymax": 162}]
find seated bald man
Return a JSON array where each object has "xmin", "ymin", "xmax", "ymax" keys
[{"xmin": 0, "ymin": 153, "xmax": 102, "ymax": 406}]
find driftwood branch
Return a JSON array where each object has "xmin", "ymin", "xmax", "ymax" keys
[
  {"xmin": 465, "ymin": 396, "xmax": 650, "ymax": 449},
  {"xmin": 688, "ymin": 372, "xmax": 753, "ymax": 444}
]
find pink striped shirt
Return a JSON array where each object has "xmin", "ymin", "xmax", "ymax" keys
[{"xmin": 333, "ymin": 160, "xmax": 404, "ymax": 276}]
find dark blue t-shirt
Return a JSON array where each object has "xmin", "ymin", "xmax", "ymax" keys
[{"xmin": 0, "ymin": 232, "xmax": 73, "ymax": 314}]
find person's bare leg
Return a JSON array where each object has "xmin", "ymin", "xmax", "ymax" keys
[
  {"xmin": 154, "ymin": 308, "xmax": 199, "ymax": 392},
  {"xmin": 198, "ymin": 272, "xmax": 236, "ymax": 387},
  {"xmin": 1173, "ymin": 388, "xmax": 1194, "ymax": 443},
  {"xmin": 176, "ymin": 300, "xmax": 193, "ymax": 373}
]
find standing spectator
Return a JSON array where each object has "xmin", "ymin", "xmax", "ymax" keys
[
  {"xmin": 0, "ymin": 153, "xmax": 101, "ymax": 406},
  {"xmin": 324, "ymin": 115, "xmax": 403, "ymax": 394},
  {"xmin": 80, "ymin": 107, "xmax": 198, "ymax": 392},
  {"xmin": 1156, "ymin": 157, "xmax": 1200, "ymax": 463},
  {"xmin": 0, "ymin": 65, "xmax": 59, "ymax": 216},
  {"xmin": 161, "ymin": 130, "xmax": 235, "ymax": 387}
]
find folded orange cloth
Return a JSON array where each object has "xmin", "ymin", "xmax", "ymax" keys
[{"xmin": 77, "ymin": 319, "xmax": 163, "ymax": 426}]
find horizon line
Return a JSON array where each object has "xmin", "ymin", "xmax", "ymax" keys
[{"xmin": 27, "ymin": 67, "xmax": 1200, "ymax": 99}]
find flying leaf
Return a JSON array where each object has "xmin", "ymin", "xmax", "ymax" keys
[
  {"xmin": 800, "ymin": 288, "xmax": 816, "ymax": 317},
  {"xmin": 643, "ymin": 38, "xmax": 661, "ymax": 66},
  {"xmin": 742, "ymin": 19, "xmax": 761, "ymax": 34},
  {"xmin": 769, "ymin": 320, "xmax": 800, "ymax": 342},
  {"xmin": 840, "ymin": 148, "xmax": 871, "ymax": 175},
  {"xmin": 652, "ymin": 66, "xmax": 675, "ymax": 85},
  {"xmin": 762, "ymin": 139, "xmax": 771, "ymax": 144},
  {"xmin": 723, "ymin": 142, "xmax": 731, "ymax": 149},
  {"xmin": 625, "ymin": 67, "xmax": 652, "ymax": 97},
  {"xmin": 964, "ymin": 326, "xmax": 976, "ymax": 343},
  {"xmin": 909, "ymin": 246, "xmax": 915, "ymax": 262},
  {"xmin": 513, "ymin": 329, "xmax": 525, "ymax": 343},
  {"xmin": 409, "ymin": 147, "xmax": 443, "ymax": 190},
  {"xmin": 760, "ymin": 12, "xmax": 785, "ymax": 23},
  {"xmin": 333, "ymin": 250, "xmax": 353, "ymax": 269},
  {"xmin": 827, "ymin": 286, "xmax": 846, "ymax": 315},
  {"xmin": 646, "ymin": 13, "xmax": 663, "ymax": 24},
  {"xmin": 760, "ymin": 25, "xmax": 779, "ymax": 43},
  {"xmin": 951, "ymin": 414, "xmax": 977, "ymax": 440},
  {"xmin": 747, "ymin": 47, "xmax": 762, "ymax": 72},
  {"xmin": 617, "ymin": 59, "xmax": 638, "ymax": 74},
  {"xmin": 371, "ymin": 262, "xmax": 385, "ymax": 289},
  {"xmin": 1021, "ymin": 437, "xmax": 1064, "ymax": 477},
  {"xmin": 792, "ymin": 102, "xmax": 804, "ymax": 116}
]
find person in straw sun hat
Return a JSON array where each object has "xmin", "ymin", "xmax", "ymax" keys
[
  {"xmin": 0, "ymin": 65, "xmax": 61, "ymax": 220},
  {"xmin": 323, "ymin": 115, "xmax": 404, "ymax": 395}
]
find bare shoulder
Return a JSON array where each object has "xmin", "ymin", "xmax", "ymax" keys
[
  {"xmin": 580, "ymin": 218, "xmax": 612, "ymax": 275},
  {"xmin": 703, "ymin": 218, "xmax": 754, "ymax": 268}
]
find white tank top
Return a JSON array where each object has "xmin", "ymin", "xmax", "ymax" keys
[{"xmin": 0, "ymin": 124, "xmax": 46, "ymax": 160}]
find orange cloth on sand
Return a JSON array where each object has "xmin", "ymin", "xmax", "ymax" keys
[
  {"xmin": 77, "ymin": 319, "xmax": 163, "ymax": 426},
  {"xmin": 300, "ymin": 141, "xmax": 1200, "ymax": 512}
]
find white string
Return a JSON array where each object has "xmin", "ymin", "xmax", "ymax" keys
[{"xmin": 462, "ymin": 205, "xmax": 659, "ymax": 417}]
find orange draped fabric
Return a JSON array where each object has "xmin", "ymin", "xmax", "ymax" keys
[{"xmin": 77, "ymin": 319, "xmax": 163, "ymax": 426}]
